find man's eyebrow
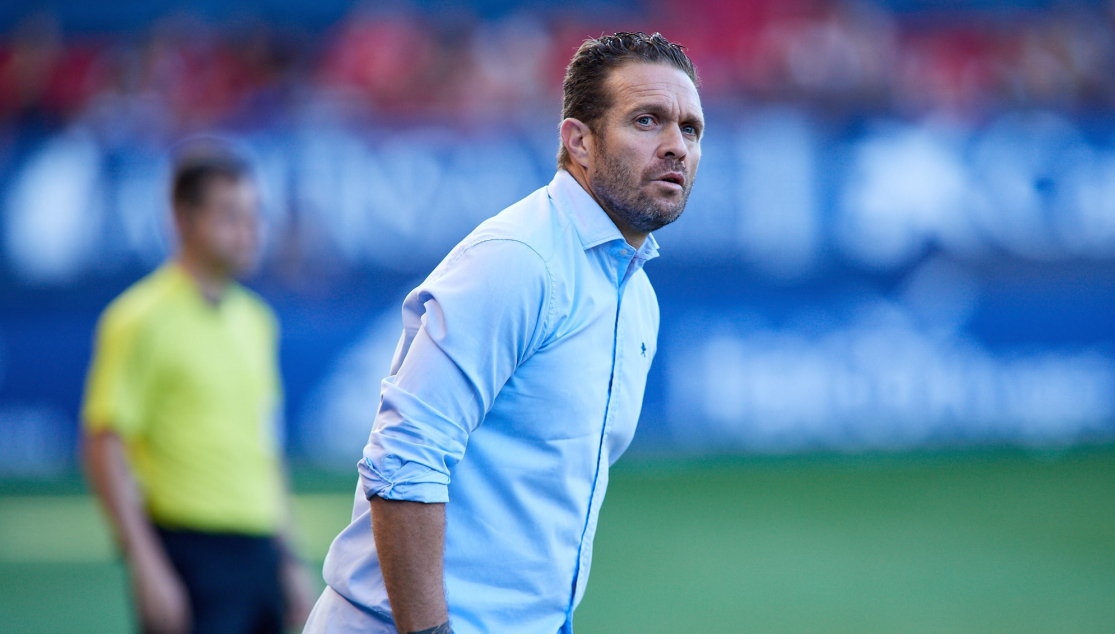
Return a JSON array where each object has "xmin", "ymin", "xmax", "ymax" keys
[
  {"xmin": 683, "ymin": 113, "xmax": 705, "ymax": 128},
  {"xmin": 625, "ymin": 102, "xmax": 674, "ymax": 118}
]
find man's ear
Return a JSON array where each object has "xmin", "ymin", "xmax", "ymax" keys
[{"xmin": 560, "ymin": 118, "xmax": 593, "ymax": 169}]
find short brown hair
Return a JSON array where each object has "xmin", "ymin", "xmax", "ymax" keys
[
  {"xmin": 171, "ymin": 148, "xmax": 250, "ymax": 218},
  {"xmin": 558, "ymin": 31, "xmax": 698, "ymax": 168}
]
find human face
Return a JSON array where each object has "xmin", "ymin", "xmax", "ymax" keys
[
  {"xmin": 587, "ymin": 62, "xmax": 703, "ymax": 238},
  {"xmin": 179, "ymin": 176, "xmax": 260, "ymax": 277}
]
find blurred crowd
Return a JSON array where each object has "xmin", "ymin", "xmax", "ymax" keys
[{"xmin": 2, "ymin": 0, "xmax": 1114, "ymax": 134}]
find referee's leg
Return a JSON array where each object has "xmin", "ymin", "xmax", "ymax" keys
[{"xmin": 155, "ymin": 527, "xmax": 285, "ymax": 634}]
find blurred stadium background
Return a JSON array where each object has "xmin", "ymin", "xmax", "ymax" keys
[{"xmin": 1, "ymin": 0, "xmax": 1114, "ymax": 632}]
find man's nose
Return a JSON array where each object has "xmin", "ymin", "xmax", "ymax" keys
[{"xmin": 658, "ymin": 124, "xmax": 687, "ymax": 161}]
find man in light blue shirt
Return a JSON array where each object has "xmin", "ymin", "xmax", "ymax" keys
[{"xmin": 305, "ymin": 32, "xmax": 704, "ymax": 634}]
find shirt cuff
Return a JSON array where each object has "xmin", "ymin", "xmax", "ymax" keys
[{"xmin": 358, "ymin": 455, "xmax": 450, "ymax": 504}]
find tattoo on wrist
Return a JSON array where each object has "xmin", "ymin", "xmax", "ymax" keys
[{"xmin": 407, "ymin": 623, "xmax": 452, "ymax": 634}]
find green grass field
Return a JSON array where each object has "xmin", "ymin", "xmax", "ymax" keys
[{"xmin": 2, "ymin": 447, "xmax": 1113, "ymax": 633}]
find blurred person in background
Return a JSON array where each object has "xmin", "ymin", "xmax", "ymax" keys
[
  {"xmin": 304, "ymin": 32, "xmax": 703, "ymax": 634},
  {"xmin": 82, "ymin": 147, "xmax": 317, "ymax": 634}
]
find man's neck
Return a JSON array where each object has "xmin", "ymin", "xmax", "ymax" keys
[
  {"xmin": 176, "ymin": 253, "xmax": 231, "ymax": 304},
  {"xmin": 563, "ymin": 166, "xmax": 648, "ymax": 250}
]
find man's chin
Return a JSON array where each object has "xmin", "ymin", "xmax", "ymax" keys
[
  {"xmin": 648, "ymin": 193, "xmax": 687, "ymax": 218},
  {"xmin": 632, "ymin": 205, "xmax": 684, "ymax": 234},
  {"xmin": 225, "ymin": 260, "xmax": 256, "ymax": 278}
]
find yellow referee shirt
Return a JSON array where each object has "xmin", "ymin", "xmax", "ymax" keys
[{"xmin": 83, "ymin": 263, "xmax": 284, "ymax": 536}]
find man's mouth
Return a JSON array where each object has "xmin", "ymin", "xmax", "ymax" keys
[{"xmin": 653, "ymin": 172, "xmax": 685, "ymax": 189}]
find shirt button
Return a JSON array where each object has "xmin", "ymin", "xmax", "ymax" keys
[{"xmin": 621, "ymin": 248, "xmax": 630, "ymax": 256}]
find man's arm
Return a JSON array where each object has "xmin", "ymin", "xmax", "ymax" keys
[
  {"xmin": 359, "ymin": 241, "xmax": 551, "ymax": 634},
  {"xmin": 273, "ymin": 467, "xmax": 319, "ymax": 629},
  {"xmin": 84, "ymin": 430, "xmax": 191, "ymax": 634},
  {"xmin": 370, "ymin": 497, "xmax": 452, "ymax": 634}
]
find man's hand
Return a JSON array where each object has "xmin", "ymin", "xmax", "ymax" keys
[
  {"xmin": 129, "ymin": 545, "xmax": 191, "ymax": 634},
  {"xmin": 278, "ymin": 545, "xmax": 317, "ymax": 628},
  {"xmin": 369, "ymin": 497, "xmax": 450, "ymax": 634}
]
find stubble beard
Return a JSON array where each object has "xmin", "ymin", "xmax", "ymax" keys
[{"xmin": 588, "ymin": 135, "xmax": 693, "ymax": 236}]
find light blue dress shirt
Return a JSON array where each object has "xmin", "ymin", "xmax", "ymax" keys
[{"xmin": 307, "ymin": 170, "xmax": 661, "ymax": 634}]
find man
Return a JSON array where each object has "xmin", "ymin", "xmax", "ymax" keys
[
  {"xmin": 306, "ymin": 32, "xmax": 704, "ymax": 634},
  {"xmin": 83, "ymin": 148, "xmax": 316, "ymax": 634}
]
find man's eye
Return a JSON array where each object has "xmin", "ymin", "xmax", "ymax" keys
[
  {"xmin": 682, "ymin": 125, "xmax": 698, "ymax": 136},
  {"xmin": 636, "ymin": 116, "xmax": 654, "ymax": 126}
]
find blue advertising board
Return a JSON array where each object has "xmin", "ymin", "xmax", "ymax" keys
[{"xmin": 1, "ymin": 106, "xmax": 1113, "ymax": 473}]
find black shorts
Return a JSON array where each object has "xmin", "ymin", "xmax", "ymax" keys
[{"xmin": 154, "ymin": 527, "xmax": 285, "ymax": 634}]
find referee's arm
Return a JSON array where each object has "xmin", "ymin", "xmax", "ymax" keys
[{"xmin": 84, "ymin": 429, "xmax": 191, "ymax": 634}]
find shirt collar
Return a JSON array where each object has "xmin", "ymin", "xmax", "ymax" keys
[
  {"xmin": 548, "ymin": 170, "xmax": 659, "ymax": 259},
  {"xmin": 166, "ymin": 260, "xmax": 235, "ymax": 309},
  {"xmin": 635, "ymin": 232, "xmax": 660, "ymax": 262}
]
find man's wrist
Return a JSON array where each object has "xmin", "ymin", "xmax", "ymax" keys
[
  {"xmin": 124, "ymin": 532, "xmax": 168, "ymax": 571},
  {"xmin": 406, "ymin": 623, "xmax": 452, "ymax": 634}
]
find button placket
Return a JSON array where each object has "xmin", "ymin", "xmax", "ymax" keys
[{"xmin": 570, "ymin": 259, "xmax": 629, "ymax": 608}]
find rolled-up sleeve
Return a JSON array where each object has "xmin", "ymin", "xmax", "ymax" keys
[{"xmin": 359, "ymin": 238, "xmax": 553, "ymax": 503}]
